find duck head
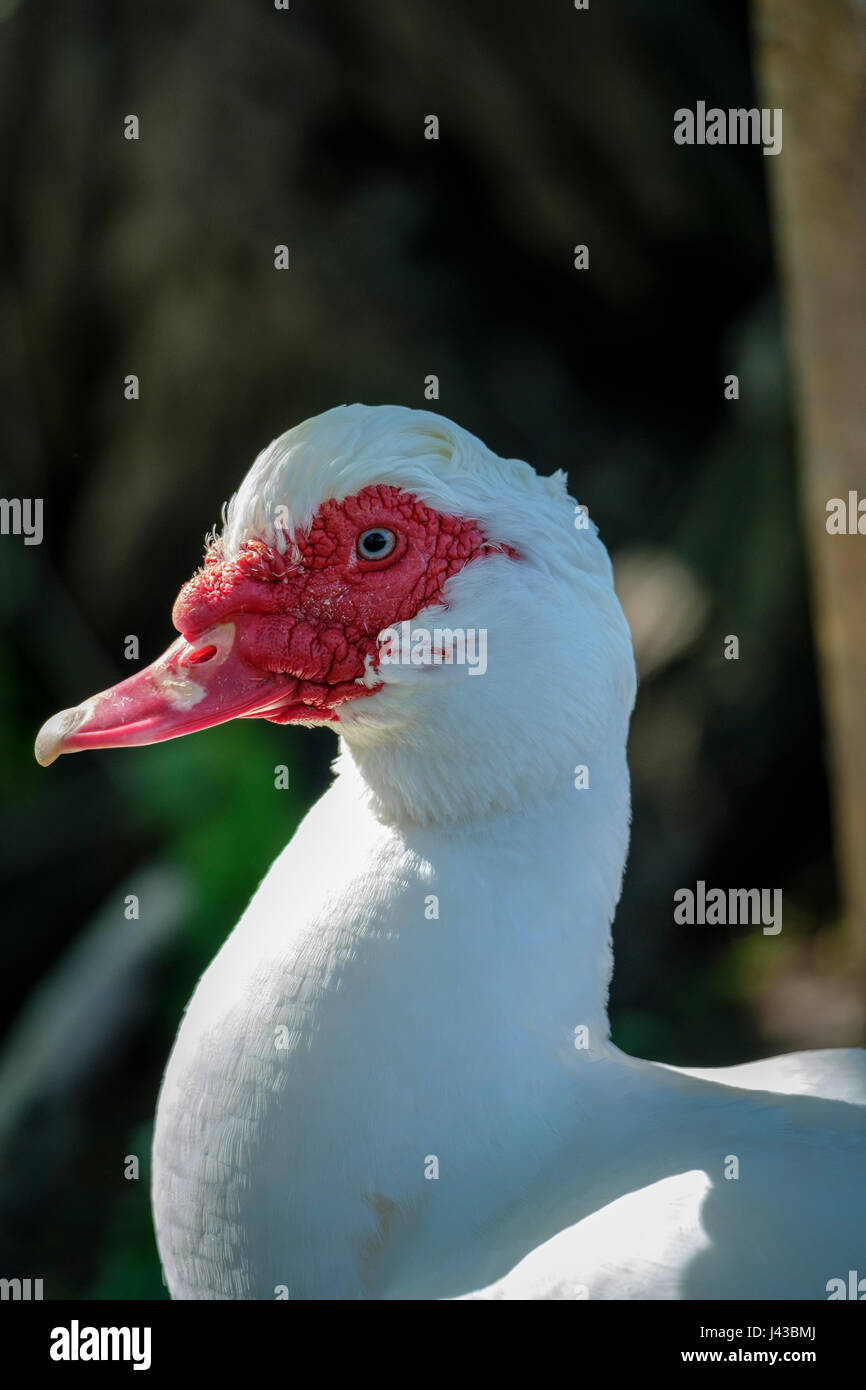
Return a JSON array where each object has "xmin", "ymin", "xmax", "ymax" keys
[{"xmin": 36, "ymin": 404, "xmax": 636, "ymax": 822}]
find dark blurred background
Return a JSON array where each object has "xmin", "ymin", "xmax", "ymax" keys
[{"xmin": 1, "ymin": 0, "xmax": 864, "ymax": 1298}]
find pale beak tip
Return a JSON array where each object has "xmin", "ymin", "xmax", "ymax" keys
[{"xmin": 34, "ymin": 705, "xmax": 88, "ymax": 767}]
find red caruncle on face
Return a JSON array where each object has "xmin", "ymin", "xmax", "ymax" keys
[
  {"xmin": 33, "ymin": 482, "xmax": 506, "ymax": 765},
  {"xmin": 171, "ymin": 485, "xmax": 493, "ymax": 720}
]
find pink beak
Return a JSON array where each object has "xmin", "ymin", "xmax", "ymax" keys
[{"xmin": 34, "ymin": 621, "xmax": 299, "ymax": 767}]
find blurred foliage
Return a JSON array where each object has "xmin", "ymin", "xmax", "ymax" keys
[{"xmin": 0, "ymin": 0, "xmax": 860, "ymax": 1298}]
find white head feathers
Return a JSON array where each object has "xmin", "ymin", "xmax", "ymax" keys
[
  {"xmin": 219, "ymin": 403, "xmax": 634, "ymax": 824},
  {"xmin": 221, "ymin": 403, "xmax": 610, "ymax": 586}
]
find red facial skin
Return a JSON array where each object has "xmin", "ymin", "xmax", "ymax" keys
[
  {"xmin": 173, "ymin": 485, "xmax": 493, "ymax": 723},
  {"xmin": 34, "ymin": 486, "xmax": 502, "ymax": 765}
]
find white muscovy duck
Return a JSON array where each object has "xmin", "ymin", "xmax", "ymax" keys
[{"xmin": 36, "ymin": 404, "xmax": 866, "ymax": 1300}]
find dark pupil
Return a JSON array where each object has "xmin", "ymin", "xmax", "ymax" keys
[{"xmin": 363, "ymin": 531, "xmax": 388, "ymax": 554}]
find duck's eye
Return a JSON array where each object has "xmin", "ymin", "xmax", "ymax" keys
[{"xmin": 357, "ymin": 528, "xmax": 397, "ymax": 560}]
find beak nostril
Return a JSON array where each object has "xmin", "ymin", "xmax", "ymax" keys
[{"xmin": 186, "ymin": 644, "xmax": 218, "ymax": 666}]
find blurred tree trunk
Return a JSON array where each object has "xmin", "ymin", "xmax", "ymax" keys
[{"xmin": 754, "ymin": 0, "xmax": 866, "ymax": 961}]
